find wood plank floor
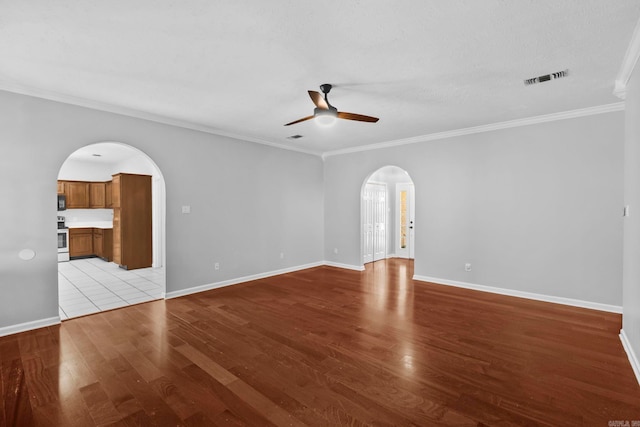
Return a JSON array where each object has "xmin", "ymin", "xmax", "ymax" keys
[{"xmin": 2, "ymin": 259, "xmax": 639, "ymax": 426}]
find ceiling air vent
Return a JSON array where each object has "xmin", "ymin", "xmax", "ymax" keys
[
  {"xmin": 287, "ymin": 134, "xmax": 304, "ymax": 140},
  {"xmin": 524, "ymin": 69, "xmax": 569, "ymax": 86}
]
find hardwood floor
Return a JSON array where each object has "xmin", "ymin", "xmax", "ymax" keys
[{"xmin": 1, "ymin": 259, "xmax": 639, "ymax": 426}]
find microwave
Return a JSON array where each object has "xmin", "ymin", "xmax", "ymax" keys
[{"xmin": 57, "ymin": 194, "xmax": 66, "ymax": 211}]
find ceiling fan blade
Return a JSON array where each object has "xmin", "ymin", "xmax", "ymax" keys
[
  {"xmin": 337, "ymin": 112, "xmax": 379, "ymax": 123},
  {"xmin": 308, "ymin": 91, "xmax": 329, "ymax": 110},
  {"xmin": 284, "ymin": 115, "xmax": 315, "ymax": 126}
]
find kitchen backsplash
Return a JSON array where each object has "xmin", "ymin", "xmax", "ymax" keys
[{"xmin": 62, "ymin": 209, "xmax": 113, "ymax": 224}]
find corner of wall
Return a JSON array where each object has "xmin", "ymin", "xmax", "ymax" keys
[{"xmin": 620, "ymin": 329, "xmax": 640, "ymax": 385}]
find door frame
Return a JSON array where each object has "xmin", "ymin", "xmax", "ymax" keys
[
  {"xmin": 396, "ymin": 182, "xmax": 415, "ymax": 259},
  {"xmin": 57, "ymin": 141, "xmax": 167, "ymax": 300}
]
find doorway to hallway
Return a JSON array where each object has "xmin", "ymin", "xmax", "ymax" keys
[{"xmin": 361, "ymin": 166, "xmax": 415, "ymax": 266}]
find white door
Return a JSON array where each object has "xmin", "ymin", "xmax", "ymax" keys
[
  {"xmin": 362, "ymin": 185, "xmax": 374, "ymax": 264},
  {"xmin": 373, "ymin": 185, "xmax": 386, "ymax": 261},
  {"xmin": 396, "ymin": 183, "xmax": 415, "ymax": 259},
  {"xmin": 363, "ymin": 183, "xmax": 387, "ymax": 264}
]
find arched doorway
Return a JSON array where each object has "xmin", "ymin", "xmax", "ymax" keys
[
  {"xmin": 57, "ymin": 142, "xmax": 166, "ymax": 320},
  {"xmin": 361, "ymin": 166, "xmax": 415, "ymax": 266}
]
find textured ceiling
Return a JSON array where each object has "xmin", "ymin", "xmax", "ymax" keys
[{"xmin": 1, "ymin": 1, "xmax": 639, "ymax": 156}]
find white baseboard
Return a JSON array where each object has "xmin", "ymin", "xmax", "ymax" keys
[
  {"xmin": 413, "ymin": 275, "xmax": 622, "ymax": 314},
  {"xmin": 165, "ymin": 261, "xmax": 325, "ymax": 299},
  {"xmin": 0, "ymin": 316, "xmax": 60, "ymax": 338},
  {"xmin": 620, "ymin": 329, "xmax": 640, "ymax": 385},
  {"xmin": 323, "ymin": 261, "xmax": 365, "ymax": 271}
]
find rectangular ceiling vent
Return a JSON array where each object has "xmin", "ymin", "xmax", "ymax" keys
[
  {"xmin": 287, "ymin": 134, "xmax": 304, "ymax": 139},
  {"xmin": 524, "ymin": 69, "xmax": 569, "ymax": 86}
]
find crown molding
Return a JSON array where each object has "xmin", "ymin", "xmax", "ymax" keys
[
  {"xmin": 322, "ymin": 102, "xmax": 625, "ymax": 159},
  {"xmin": 614, "ymin": 16, "xmax": 640, "ymax": 100},
  {"xmin": 0, "ymin": 80, "xmax": 323, "ymax": 157},
  {"xmin": 0, "ymin": 80, "xmax": 625, "ymax": 161}
]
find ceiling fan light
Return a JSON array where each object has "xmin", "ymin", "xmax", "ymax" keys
[
  {"xmin": 315, "ymin": 114, "xmax": 337, "ymax": 127},
  {"xmin": 314, "ymin": 107, "xmax": 337, "ymax": 127}
]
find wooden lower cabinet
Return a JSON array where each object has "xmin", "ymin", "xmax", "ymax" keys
[
  {"xmin": 70, "ymin": 227, "xmax": 113, "ymax": 260},
  {"xmin": 93, "ymin": 228, "xmax": 113, "ymax": 261},
  {"xmin": 69, "ymin": 228, "xmax": 93, "ymax": 257}
]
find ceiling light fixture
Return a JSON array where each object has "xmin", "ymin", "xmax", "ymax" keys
[
  {"xmin": 314, "ymin": 108, "xmax": 337, "ymax": 127},
  {"xmin": 285, "ymin": 84, "xmax": 379, "ymax": 126}
]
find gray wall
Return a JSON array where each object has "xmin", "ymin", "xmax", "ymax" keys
[
  {"xmin": 623, "ymin": 62, "xmax": 640, "ymax": 358},
  {"xmin": 324, "ymin": 112, "xmax": 624, "ymax": 305},
  {"xmin": 0, "ymin": 87, "xmax": 626, "ymax": 332},
  {"xmin": 0, "ymin": 90, "xmax": 324, "ymax": 329}
]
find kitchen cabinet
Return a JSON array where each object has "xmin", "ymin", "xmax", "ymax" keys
[
  {"xmin": 57, "ymin": 180, "xmax": 114, "ymax": 209},
  {"xmin": 89, "ymin": 182, "xmax": 106, "ymax": 208},
  {"xmin": 112, "ymin": 173, "xmax": 152, "ymax": 270},
  {"xmin": 65, "ymin": 181, "xmax": 90, "ymax": 208},
  {"xmin": 105, "ymin": 181, "xmax": 113, "ymax": 208},
  {"xmin": 93, "ymin": 228, "xmax": 113, "ymax": 261},
  {"xmin": 70, "ymin": 227, "xmax": 113, "ymax": 260},
  {"xmin": 69, "ymin": 228, "xmax": 93, "ymax": 257}
]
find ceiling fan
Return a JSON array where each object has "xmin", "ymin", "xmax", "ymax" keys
[{"xmin": 284, "ymin": 84, "xmax": 379, "ymax": 126}]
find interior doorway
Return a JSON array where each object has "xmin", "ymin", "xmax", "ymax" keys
[
  {"xmin": 396, "ymin": 182, "xmax": 415, "ymax": 259},
  {"xmin": 361, "ymin": 166, "xmax": 415, "ymax": 265},
  {"xmin": 57, "ymin": 142, "xmax": 166, "ymax": 320},
  {"xmin": 363, "ymin": 182, "xmax": 387, "ymax": 264}
]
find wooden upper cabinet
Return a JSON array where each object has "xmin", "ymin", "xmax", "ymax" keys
[
  {"xmin": 65, "ymin": 181, "xmax": 90, "ymax": 209},
  {"xmin": 57, "ymin": 180, "xmax": 115, "ymax": 209},
  {"xmin": 105, "ymin": 181, "xmax": 113, "ymax": 208},
  {"xmin": 111, "ymin": 175, "xmax": 121, "ymax": 208},
  {"xmin": 89, "ymin": 182, "xmax": 106, "ymax": 208}
]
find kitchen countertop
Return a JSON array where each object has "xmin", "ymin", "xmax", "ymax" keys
[{"xmin": 66, "ymin": 221, "xmax": 113, "ymax": 229}]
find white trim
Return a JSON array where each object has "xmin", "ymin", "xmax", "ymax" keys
[
  {"xmin": 0, "ymin": 82, "xmax": 323, "ymax": 158},
  {"xmin": 413, "ymin": 275, "xmax": 622, "ymax": 314},
  {"xmin": 620, "ymin": 329, "xmax": 640, "ymax": 385},
  {"xmin": 323, "ymin": 261, "xmax": 365, "ymax": 271},
  {"xmin": 614, "ymin": 17, "xmax": 640, "ymax": 99},
  {"xmin": 165, "ymin": 262, "xmax": 325, "ymax": 299},
  {"xmin": 0, "ymin": 316, "xmax": 60, "ymax": 338},
  {"xmin": 322, "ymin": 103, "xmax": 624, "ymax": 158},
  {"xmin": 0, "ymin": 82, "xmax": 625, "ymax": 160}
]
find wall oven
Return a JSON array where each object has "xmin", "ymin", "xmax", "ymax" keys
[{"xmin": 57, "ymin": 216, "xmax": 69, "ymax": 262}]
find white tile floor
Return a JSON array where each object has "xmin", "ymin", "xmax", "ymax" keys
[{"xmin": 58, "ymin": 258, "xmax": 165, "ymax": 320}]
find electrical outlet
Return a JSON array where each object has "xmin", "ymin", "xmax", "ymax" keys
[
  {"xmin": 214, "ymin": 262, "xmax": 220, "ymax": 270},
  {"xmin": 181, "ymin": 205, "xmax": 191, "ymax": 214},
  {"xmin": 465, "ymin": 263, "xmax": 472, "ymax": 272},
  {"xmin": 334, "ymin": 248, "xmax": 338, "ymax": 254},
  {"xmin": 280, "ymin": 252, "xmax": 284, "ymax": 259}
]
